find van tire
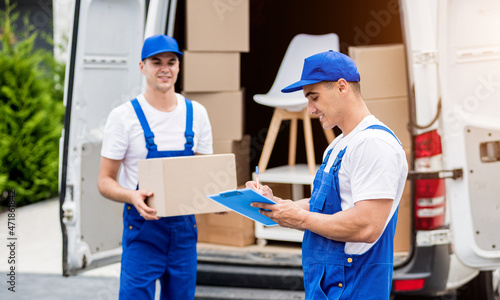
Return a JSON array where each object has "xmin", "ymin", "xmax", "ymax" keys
[{"xmin": 457, "ymin": 271, "xmax": 496, "ymax": 300}]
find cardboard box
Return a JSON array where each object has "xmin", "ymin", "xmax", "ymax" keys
[
  {"xmin": 348, "ymin": 44, "xmax": 408, "ymax": 100},
  {"xmin": 196, "ymin": 211, "xmax": 255, "ymax": 247},
  {"xmin": 186, "ymin": 0, "xmax": 249, "ymax": 52},
  {"xmin": 213, "ymin": 135, "xmax": 251, "ymax": 185},
  {"xmin": 265, "ymin": 182, "xmax": 293, "ymax": 200},
  {"xmin": 394, "ymin": 148, "xmax": 411, "ymax": 253},
  {"xmin": 137, "ymin": 154, "xmax": 236, "ymax": 217},
  {"xmin": 194, "ymin": 183, "xmax": 292, "ymax": 247},
  {"xmin": 365, "ymin": 97, "xmax": 411, "ymax": 148},
  {"xmin": 183, "ymin": 90, "xmax": 244, "ymax": 140},
  {"xmin": 182, "ymin": 51, "xmax": 240, "ymax": 92}
]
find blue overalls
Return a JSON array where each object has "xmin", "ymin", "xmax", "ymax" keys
[
  {"xmin": 119, "ymin": 98, "xmax": 198, "ymax": 300},
  {"xmin": 302, "ymin": 125, "xmax": 400, "ymax": 300}
]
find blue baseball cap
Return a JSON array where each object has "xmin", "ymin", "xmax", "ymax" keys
[
  {"xmin": 281, "ymin": 50, "xmax": 360, "ymax": 93},
  {"xmin": 141, "ymin": 34, "xmax": 183, "ymax": 61}
]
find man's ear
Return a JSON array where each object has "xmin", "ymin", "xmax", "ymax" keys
[
  {"xmin": 139, "ymin": 60, "xmax": 145, "ymax": 74},
  {"xmin": 337, "ymin": 78, "xmax": 349, "ymax": 94}
]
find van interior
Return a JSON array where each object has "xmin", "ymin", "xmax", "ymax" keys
[{"xmin": 172, "ymin": 0, "xmax": 411, "ymax": 263}]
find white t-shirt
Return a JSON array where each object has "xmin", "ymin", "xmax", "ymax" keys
[
  {"xmin": 101, "ymin": 93, "xmax": 213, "ymax": 190},
  {"xmin": 321, "ymin": 115, "xmax": 408, "ymax": 255}
]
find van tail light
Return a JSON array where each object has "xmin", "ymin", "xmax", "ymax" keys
[
  {"xmin": 414, "ymin": 130, "xmax": 445, "ymax": 230},
  {"xmin": 393, "ymin": 278, "xmax": 426, "ymax": 291},
  {"xmin": 414, "ymin": 179, "xmax": 445, "ymax": 230}
]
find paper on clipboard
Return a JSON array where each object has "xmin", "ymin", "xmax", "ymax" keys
[{"xmin": 207, "ymin": 188, "xmax": 278, "ymax": 226}]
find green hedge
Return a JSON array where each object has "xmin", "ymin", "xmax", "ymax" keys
[{"xmin": 0, "ymin": 2, "xmax": 65, "ymax": 207}]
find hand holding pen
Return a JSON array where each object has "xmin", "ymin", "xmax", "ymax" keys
[
  {"xmin": 255, "ymin": 166, "xmax": 260, "ymax": 190},
  {"xmin": 246, "ymin": 166, "xmax": 274, "ymax": 200}
]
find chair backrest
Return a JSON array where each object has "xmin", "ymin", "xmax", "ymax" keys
[{"xmin": 267, "ymin": 33, "xmax": 340, "ymax": 98}]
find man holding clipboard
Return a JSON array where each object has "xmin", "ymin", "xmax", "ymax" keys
[{"xmin": 248, "ymin": 50, "xmax": 408, "ymax": 300}]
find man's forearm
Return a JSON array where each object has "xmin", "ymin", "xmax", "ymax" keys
[
  {"xmin": 294, "ymin": 198, "xmax": 310, "ymax": 211},
  {"xmin": 98, "ymin": 176, "xmax": 133, "ymax": 204},
  {"xmin": 300, "ymin": 198, "xmax": 393, "ymax": 243}
]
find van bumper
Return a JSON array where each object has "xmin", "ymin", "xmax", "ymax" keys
[{"xmin": 392, "ymin": 243, "xmax": 451, "ymax": 296}]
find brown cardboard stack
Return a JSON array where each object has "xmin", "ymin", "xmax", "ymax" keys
[
  {"xmin": 185, "ymin": 0, "xmax": 249, "ymax": 52},
  {"xmin": 196, "ymin": 183, "xmax": 254, "ymax": 247},
  {"xmin": 394, "ymin": 149, "xmax": 411, "ymax": 253},
  {"xmin": 349, "ymin": 44, "xmax": 411, "ymax": 252},
  {"xmin": 195, "ymin": 182, "xmax": 293, "ymax": 247},
  {"xmin": 183, "ymin": 90, "xmax": 244, "ymax": 141},
  {"xmin": 265, "ymin": 183, "xmax": 293, "ymax": 200},
  {"xmin": 348, "ymin": 44, "xmax": 410, "ymax": 148},
  {"xmin": 196, "ymin": 211, "xmax": 255, "ymax": 247},
  {"xmin": 184, "ymin": 0, "xmax": 251, "ymax": 246},
  {"xmin": 211, "ymin": 134, "xmax": 251, "ymax": 186},
  {"xmin": 182, "ymin": 52, "xmax": 240, "ymax": 92}
]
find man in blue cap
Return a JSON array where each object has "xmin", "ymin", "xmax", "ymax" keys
[
  {"xmin": 249, "ymin": 50, "xmax": 408, "ymax": 299},
  {"xmin": 98, "ymin": 34, "xmax": 213, "ymax": 299}
]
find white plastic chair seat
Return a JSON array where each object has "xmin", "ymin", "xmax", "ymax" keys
[
  {"xmin": 253, "ymin": 33, "xmax": 339, "ymax": 110},
  {"xmin": 254, "ymin": 33, "xmax": 340, "ymax": 174},
  {"xmin": 253, "ymin": 93, "xmax": 307, "ymax": 112}
]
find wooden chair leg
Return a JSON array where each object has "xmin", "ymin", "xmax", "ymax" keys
[
  {"xmin": 288, "ymin": 117, "xmax": 298, "ymax": 166},
  {"xmin": 302, "ymin": 109, "xmax": 316, "ymax": 175},
  {"xmin": 258, "ymin": 108, "xmax": 285, "ymax": 173}
]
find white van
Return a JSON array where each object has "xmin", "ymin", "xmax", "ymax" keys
[{"xmin": 59, "ymin": 0, "xmax": 500, "ymax": 298}]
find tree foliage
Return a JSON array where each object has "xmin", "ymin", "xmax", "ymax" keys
[{"xmin": 0, "ymin": 1, "xmax": 65, "ymax": 206}]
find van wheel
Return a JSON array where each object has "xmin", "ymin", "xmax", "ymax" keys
[{"xmin": 456, "ymin": 271, "xmax": 497, "ymax": 300}]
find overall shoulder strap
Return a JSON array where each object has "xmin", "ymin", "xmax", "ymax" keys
[
  {"xmin": 184, "ymin": 98, "xmax": 194, "ymax": 151},
  {"xmin": 130, "ymin": 98, "xmax": 156, "ymax": 150},
  {"xmin": 364, "ymin": 124, "xmax": 402, "ymax": 146}
]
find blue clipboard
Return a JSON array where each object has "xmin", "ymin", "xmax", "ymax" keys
[{"xmin": 207, "ymin": 188, "xmax": 278, "ymax": 226}]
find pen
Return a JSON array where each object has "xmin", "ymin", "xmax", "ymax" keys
[{"xmin": 255, "ymin": 166, "xmax": 259, "ymax": 188}]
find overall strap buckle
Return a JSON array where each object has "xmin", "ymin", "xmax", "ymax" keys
[
  {"xmin": 185, "ymin": 131, "xmax": 194, "ymax": 147},
  {"xmin": 145, "ymin": 132, "xmax": 156, "ymax": 148},
  {"xmin": 184, "ymin": 98, "xmax": 195, "ymax": 152}
]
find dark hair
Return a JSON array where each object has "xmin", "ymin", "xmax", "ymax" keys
[{"xmin": 322, "ymin": 80, "xmax": 362, "ymax": 96}]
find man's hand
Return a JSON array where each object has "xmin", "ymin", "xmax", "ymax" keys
[
  {"xmin": 130, "ymin": 190, "xmax": 159, "ymax": 220},
  {"xmin": 245, "ymin": 181, "xmax": 274, "ymax": 200},
  {"xmin": 98, "ymin": 157, "xmax": 159, "ymax": 220},
  {"xmin": 251, "ymin": 197, "xmax": 309, "ymax": 230}
]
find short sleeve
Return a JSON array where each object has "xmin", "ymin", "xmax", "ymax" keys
[
  {"xmin": 193, "ymin": 102, "xmax": 213, "ymax": 154},
  {"xmin": 101, "ymin": 105, "xmax": 131, "ymax": 160},
  {"xmin": 346, "ymin": 137, "xmax": 403, "ymax": 203}
]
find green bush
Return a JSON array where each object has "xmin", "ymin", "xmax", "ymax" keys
[{"xmin": 0, "ymin": 2, "xmax": 65, "ymax": 207}]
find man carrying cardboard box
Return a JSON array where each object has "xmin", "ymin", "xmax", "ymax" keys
[
  {"xmin": 97, "ymin": 35, "xmax": 213, "ymax": 300},
  {"xmin": 249, "ymin": 50, "xmax": 408, "ymax": 299}
]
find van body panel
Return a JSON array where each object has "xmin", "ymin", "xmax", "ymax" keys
[
  {"xmin": 61, "ymin": 0, "xmax": 145, "ymax": 274},
  {"xmin": 400, "ymin": 0, "xmax": 441, "ymax": 132},
  {"xmin": 437, "ymin": 0, "xmax": 500, "ymax": 268}
]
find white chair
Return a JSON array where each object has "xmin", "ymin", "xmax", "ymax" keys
[{"xmin": 254, "ymin": 33, "xmax": 340, "ymax": 175}]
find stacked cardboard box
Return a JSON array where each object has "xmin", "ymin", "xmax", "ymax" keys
[
  {"xmin": 184, "ymin": 0, "xmax": 251, "ymax": 246},
  {"xmin": 196, "ymin": 211, "xmax": 255, "ymax": 247},
  {"xmin": 185, "ymin": 0, "xmax": 249, "ymax": 52},
  {"xmin": 348, "ymin": 44, "xmax": 410, "ymax": 147},
  {"xmin": 211, "ymin": 134, "xmax": 251, "ymax": 186},
  {"xmin": 196, "ymin": 182, "xmax": 293, "ymax": 247},
  {"xmin": 349, "ymin": 44, "xmax": 411, "ymax": 253}
]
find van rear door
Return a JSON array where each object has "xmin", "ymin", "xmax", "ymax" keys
[
  {"xmin": 60, "ymin": 0, "xmax": 145, "ymax": 275},
  {"xmin": 437, "ymin": 0, "xmax": 500, "ymax": 268}
]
